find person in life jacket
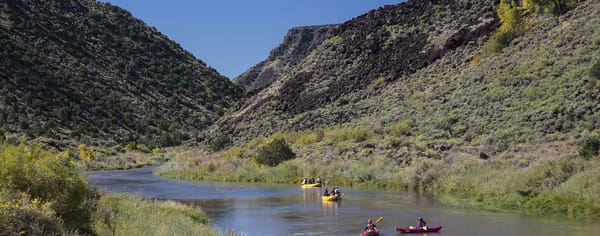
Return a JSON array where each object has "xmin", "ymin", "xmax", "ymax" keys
[
  {"xmin": 417, "ymin": 217, "xmax": 427, "ymax": 229},
  {"xmin": 364, "ymin": 218, "xmax": 378, "ymax": 232}
]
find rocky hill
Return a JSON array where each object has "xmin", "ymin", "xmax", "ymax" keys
[
  {"xmin": 212, "ymin": 0, "xmax": 499, "ymax": 141},
  {"xmin": 211, "ymin": 0, "xmax": 599, "ymax": 152},
  {"xmin": 0, "ymin": 0, "xmax": 242, "ymax": 148},
  {"xmin": 234, "ymin": 24, "xmax": 337, "ymax": 95}
]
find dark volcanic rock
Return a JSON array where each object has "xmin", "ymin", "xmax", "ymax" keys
[{"xmin": 211, "ymin": 0, "xmax": 499, "ymax": 143}]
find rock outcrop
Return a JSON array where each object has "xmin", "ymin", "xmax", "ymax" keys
[
  {"xmin": 211, "ymin": 0, "xmax": 500, "ymax": 143},
  {"xmin": 234, "ymin": 24, "xmax": 337, "ymax": 95}
]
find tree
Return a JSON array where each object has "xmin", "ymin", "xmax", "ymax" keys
[
  {"xmin": 523, "ymin": 0, "xmax": 577, "ymax": 15},
  {"xmin": 498, "ymin": 0, "xmax": 523, "ymax": 33},
  {"xmin": 210, "ymin": 135, "xmax": 233, "ymax": 151},
  {"xmin": 255, "ymin": 138, "xmax": 295, "ymax": 166},
  {"xmin": 484, "ymin": 0, "xmax": 524, "ymax": 54},
  {"xmin": 78, "ymin": 144, "xmax": 95, "ymax": 161},
  {"xmin": 579, "ymin": 137, "xmax": 599, "ymax": 160}
]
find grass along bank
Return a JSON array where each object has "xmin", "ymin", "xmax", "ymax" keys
[
  {"xmin": 157, "ymin": 148, "xmax": 600, "ymax": 217},
  {"xmin": 0, "ymin": 142, "xmax": 219, "ymax": 235},
  {"xmin": 156, "ymin": 127, "xmax": 600, "ymax": 218},
  {"xmin": 72, "ymin": 143, "xmax": 174, "ymax": 170},
  {"xmin": 94, "ymin": 194, "xmax": 219, "ymax": 236},
  {"xmin": 82, "ymin": 149, "xmax": 170, "ymax": 170}
]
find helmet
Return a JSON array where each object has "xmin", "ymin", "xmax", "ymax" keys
[{"xmin": 418, "ymin": 217, "xmax": 423, "ymax": 220}]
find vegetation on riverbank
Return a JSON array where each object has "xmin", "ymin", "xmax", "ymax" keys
[
  {"xmin": 0, "ymin": 142, "xmax": 218, "ymax": 235},
  {"xmin": 434, "ymin": 153, "xmax": 600, "ymax": 216},
  {"xmin": 156, "ymin": 127, "xmax": 600, "ymax": 218},
  {"xmin": 82, "ymin": 148, "xmax": 169, "ymax": 171},
  {"xmin": 0, "ymin": 142, "xmax": 93, "ymax": 234},
  {"xmin": 94, "ymin": 194, "xmax": 219, "ymax": 236}
]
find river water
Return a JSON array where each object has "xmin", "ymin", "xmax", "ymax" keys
[{"xmin": 87, "ymin": 166, "xmax": 599, "ymax": 236}]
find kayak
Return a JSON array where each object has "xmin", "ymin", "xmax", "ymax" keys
[
  {"xmin": 301, "ymin": 183, "xmax": 322, "ymax": 188},
  {"xmin": 363, "ymin": 229, "xmax": 379, "ymax": 236},
  {"xmin": 396, "ymin": 225, "xmax": 442, "ymax": 233},
  {"xmin": 321, "ymin": 195, "xmax": 342, "ymax": 201}
]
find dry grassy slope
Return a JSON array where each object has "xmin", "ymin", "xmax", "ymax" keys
[
  {"xmin": 0, "ymin": 0, "xmax": 242, "ymax": 148},
  {"xmin": 213, "ymin": 0, "xmax": 599, "ymax": 153},
  {"xmin": 360, "ymin": 0, "xmax": 600, "ymax": 150}
]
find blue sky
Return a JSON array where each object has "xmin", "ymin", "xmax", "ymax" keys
[{"xmin": 104, "ymin": 0, "xmax": 402, "ymax": 79}]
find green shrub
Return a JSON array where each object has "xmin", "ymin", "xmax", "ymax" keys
[
  {"xmin": 124, "ymin": 143, "xmax": 135, "ymax": 152},
  {"xmin": 254, "ymin": 138, "xmax": 295, "ymax": 166},
  {"xmin": 517, "ymin": 156, "xmax": 579, "ymax": 197},
  {"xmin": 136, "ymin": 143, "xmax": 151, "ymax": 153},
  {"xmin": 523, "ymin": 0, "xmax": 578, "ymax": 16},
  {"xmin": 210, "ymin": 135, "xmax": 233, "ymax": 151},
  {"xmin": 327, "ymin": 127, "xmax": 373, "ymax": 143},
  {"xmin": 579, "ymin": 137, "xmax": 600, "ymax": 160},
  {"xmin": 223, "ymin": 146, "xmax": 244, "ymax": 159},
  {"xmin": 524, "ymin": 194, "xmax": 600, "ymax": 216},
  {"xmin": 484, "ymin": 30, "xmax": 522, "ymax": 54},
  {"xmin": 591, "ymin": 61, "xmax": 600, "ymax": 79},
  {"xmin": 296, "ymin": 132, "xmax": 318, "ymax": 145},
  {"xmin": 389, "ymin": 121, "xmax": 412, "ymax": 137},
  {"xmin": 316, "ymin": 130, "xmax": 325, "ymax": 142}
]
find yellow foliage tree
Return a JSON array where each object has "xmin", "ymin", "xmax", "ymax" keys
[
  {"xmin": 522, "ymin": 0, "xmax": 534, "ymax": 10},
  {"xmin": 78, "ymin": 144, "xmax": 95, "ymax": 161},
  {"xmin": 497, "ymin": 0, "xmax": 523, "ymax": 33},
  {"xmin": 521, "ymin": 0, "xmax": 577, "ymax": 15},
  {"xmin": 58, "ymin": 149, "xmax": 72, "ymax": 160},
  {"xmin": 483, "ymin": 0, "xmax": 525, "ymax": 54}
]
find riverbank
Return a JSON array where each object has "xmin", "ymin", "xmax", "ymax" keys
[
  {"xmin": 88, "ymin": 165, "xmax": 600, "ymax": 236},
  {"xmin": 94, "ymin": 194, "xmax": 219, "ymax": 236},
  {"xmin": 0, "ymin": 142, "xmax": 220, "ymax": 235},
  {"xmin": 155, "ymin": 133, "xmax": 600, "ymax": 218},
  {"xmin": 82, "ymin": 148, "xmax": 171, "ymax": 170}
]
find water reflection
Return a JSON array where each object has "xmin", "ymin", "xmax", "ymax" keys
[
  {"xmin": 184, "ymin": 199, "xmax": 233, "ymax": 223},
  {"xmin": 300, "ymin": 187, "xmax": 321, "ymax": 201},
  {"xmin": 321, "ymin": 200, "xmax": 340, "ymax": 218}
]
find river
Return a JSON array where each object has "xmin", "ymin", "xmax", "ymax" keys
[{"xmin": 87, "ymin": 166, "xmax": 599, "ymax": 236}]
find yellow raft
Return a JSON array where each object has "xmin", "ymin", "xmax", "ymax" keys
[
  {"xmin": 321, "ymin": 195, "xmax": 342, "ymax": 201},
  {"xmin": 301, "ymin": 183, "xmax": 322, "ymax": 188}
]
